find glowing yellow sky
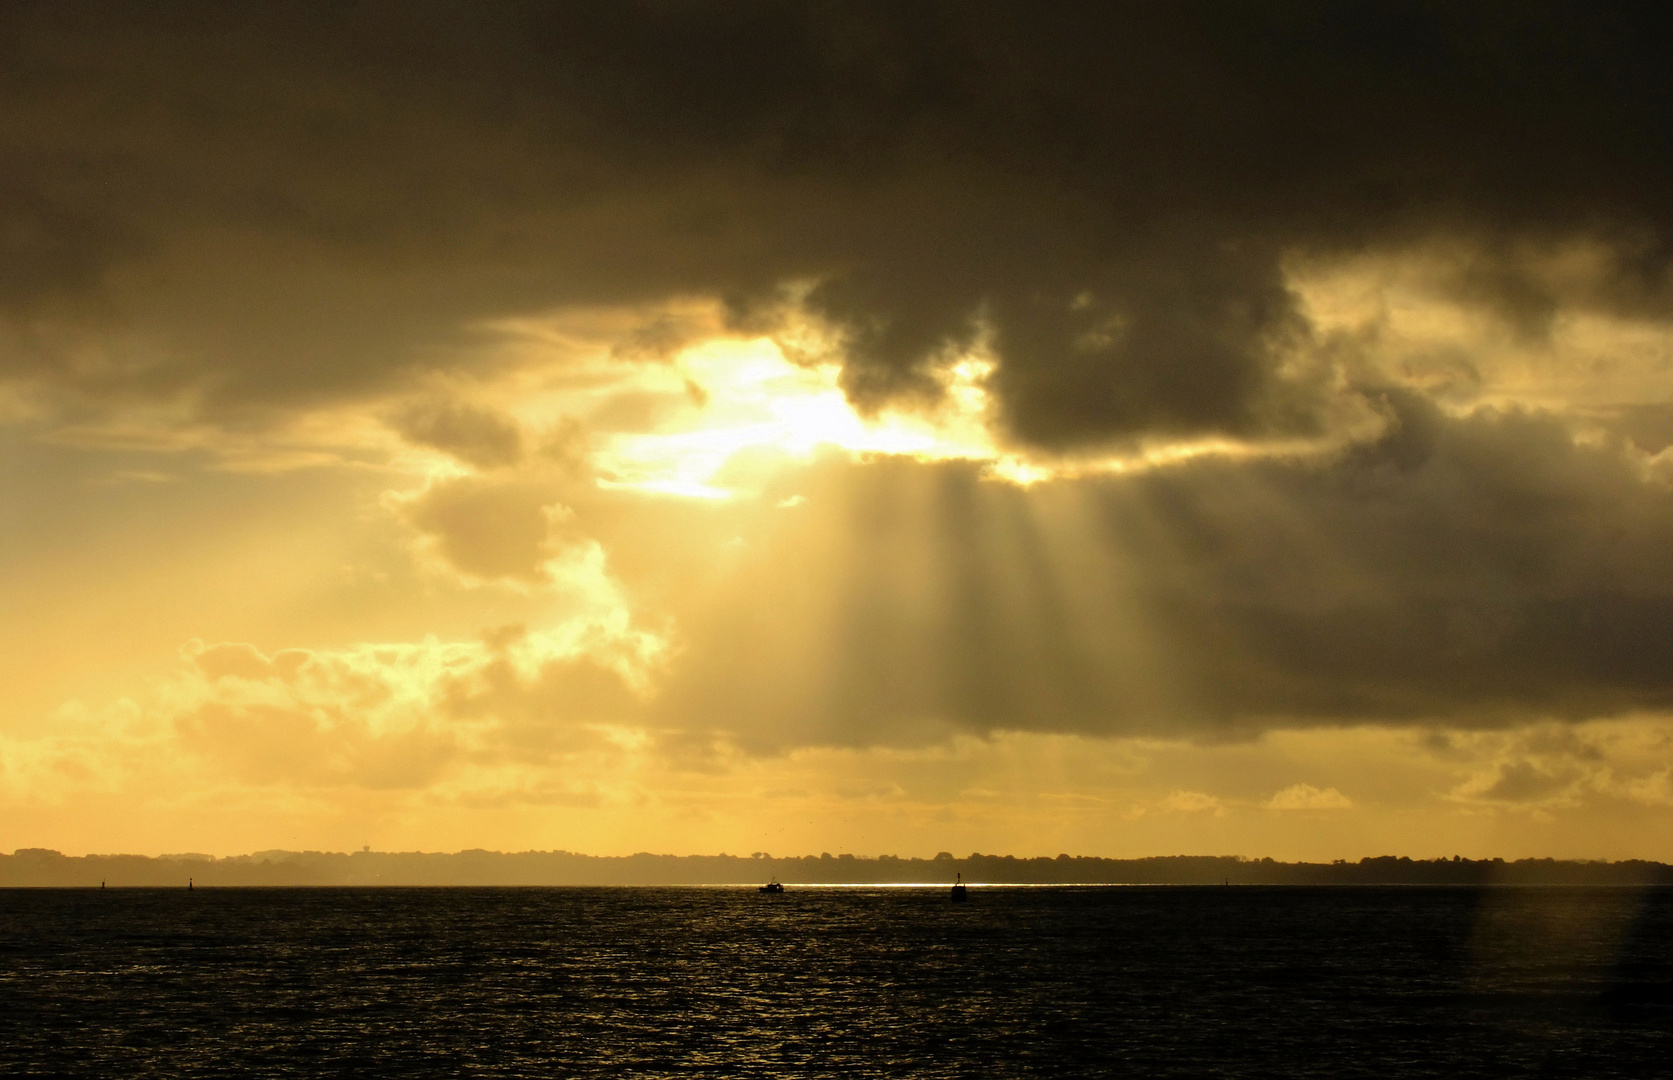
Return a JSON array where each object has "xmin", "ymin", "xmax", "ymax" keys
[
  {"xmin": 8, "ymin": 6, "xmax": 1673, "ymax": 862},
  {"xmin": 6, "ymin": 265, "xmax": 1673, "ymax": 861}
]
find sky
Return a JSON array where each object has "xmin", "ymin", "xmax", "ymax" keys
[{"xmin": 5, "ymin": 1, "xmax": 1673, "ymax": 860}]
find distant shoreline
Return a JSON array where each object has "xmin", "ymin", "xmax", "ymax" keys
[{"xmin": 6, "ymin": 849, "xmax": 1670, "ymax": 888}]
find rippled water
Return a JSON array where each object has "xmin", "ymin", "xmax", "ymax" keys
[{"xmin": 2, "ymin": 885, "xmax": 1670, "ymax": 1077}]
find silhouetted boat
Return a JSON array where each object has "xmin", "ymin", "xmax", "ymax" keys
[
  {"xmin": 759, "ymin": 879, "xmax": 784, "ymax": 894},
  {"xmin": 950, "ymin": 873, "xmax": 967, "ymax": 902}
]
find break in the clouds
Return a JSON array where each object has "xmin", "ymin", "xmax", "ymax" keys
[{"xmin": 7, "ymin": 2, "xmax": 1673, "ymax": 857}]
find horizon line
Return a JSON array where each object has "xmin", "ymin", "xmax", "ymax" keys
[{"xmin": 8, "ymin": 848, "xmax": 1664, "ymax": 865}]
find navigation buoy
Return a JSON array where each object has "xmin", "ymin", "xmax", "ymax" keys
[{"xmin": 950, "ymin": 873, "xmax": 967, "ymax": 902}]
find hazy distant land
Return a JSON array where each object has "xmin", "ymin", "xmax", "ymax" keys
[{"xmin": 5, "ymin": 849, "xmax": 1670, "ymax": 888}]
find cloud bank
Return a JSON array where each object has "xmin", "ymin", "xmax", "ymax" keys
[{"xmin": 6, "ymin": 1, "xmax": 1673, "ymax": 444}]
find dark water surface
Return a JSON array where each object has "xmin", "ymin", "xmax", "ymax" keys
[{"xmin": 3, "ymin": 885, "xmax": 1671, "ymax": 1077}]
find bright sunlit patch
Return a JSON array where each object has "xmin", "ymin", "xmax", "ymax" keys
[
  {"xmin": 579, "ymin": 332, "xmax": 1354, "ymax": 499},
  {"xmin": 574, "ymin": 336, "xmax": 1001, "ymax": 498}
]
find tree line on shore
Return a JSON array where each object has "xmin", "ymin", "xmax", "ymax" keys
[{"xmin": 4, "ymin": 848, "xmax": 1671, "ymax": 887}]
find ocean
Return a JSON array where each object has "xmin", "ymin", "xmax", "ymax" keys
[{"xmin": 2, "ymin": 885, "xmax": 1669, "ymax": 1077}]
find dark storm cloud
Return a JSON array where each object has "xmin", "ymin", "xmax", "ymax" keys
[
  {"xmin": 623, "ymin": 399, "xmax": 1673, "ymax": 746},
  {"xmin": 4, "ymin": 1, "xmax": 1673, "ymax": 442},
  {"xmin": 1136, "ymin": 395, "xmax": 1673, "ymax": 728}
]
